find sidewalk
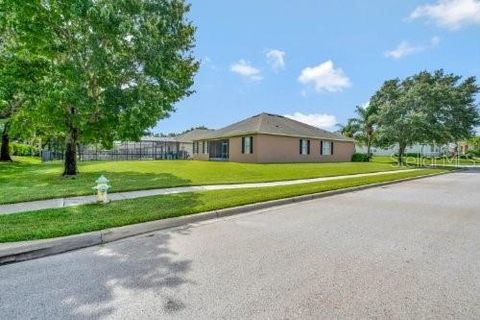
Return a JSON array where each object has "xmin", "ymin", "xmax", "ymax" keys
[
  {"xmin": 0, "ymin": 169, "xmax": 417, "ymax": 215},
  {"xmin": 0, "ymin": 169, "xmax": 453, "ymax": 265}
]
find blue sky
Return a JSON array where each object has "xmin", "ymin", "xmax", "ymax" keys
[{"xmin": 153, "ymin": 0, "xmax": 480, "ymax": 134}]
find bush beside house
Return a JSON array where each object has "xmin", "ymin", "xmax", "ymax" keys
[{"xmin": 351, "ymin": 153, "xmax": 371, "ymax": 162}]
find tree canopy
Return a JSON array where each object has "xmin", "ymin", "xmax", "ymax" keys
[
  {"xmin": 1, "ymin": 0, "xmax": 198, "ymax": 174},
  {"xmin": 0, "ymin": 28, "xmax": 47, "ymax": 161},
  {"xmin": 373, "ymin": 70, "xmax": 479, "ymax": 163}
]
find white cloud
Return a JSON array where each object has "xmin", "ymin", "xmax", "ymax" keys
[
  {"xmin": 410, "ymin": 0, "xmax": 480, "ymax": 30},
  {"xmin": 385, "ymin": 36, "xmax": 440, "ymax": 59},
  {"xmin": 266, "ymin": 49, "xmax": 286, "ymax": 72},
  {"xmin": 298, "ymin": 60, "xmax": 351, "ymax": 93},
  {"xmin": 230, "ymin": 59, "xmax": 262, "ymax": 81},
  {"xmin": 284, "ymin": 112, "xmax": 337, "ymax": 130}
]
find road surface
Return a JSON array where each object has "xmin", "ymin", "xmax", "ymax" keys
[{"xmin": 1, "ymin": 169, "xmax": 480, "ymax": 319}]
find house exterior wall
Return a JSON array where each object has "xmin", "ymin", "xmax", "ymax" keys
[
  {"xmin": 250, "ymin": 134, "xmax": 354, "ymax": 163},
  {"xmin": 193, "ymin": 134, "xmax": 355, "ymax": 163},
  {"xmin": 228, "ymin": 136, "xmax": 259, "ymax": 162},
  {"xmin": 195, "ymin": 153, "xmax": 209, "ymax": 160},
  {"xmin": 191, "ymin": 141, "xmax": 210, "ymax": 160},
  {"xmin": 178, "ymin": 142, "xmax": 193, "ymax": 159}
]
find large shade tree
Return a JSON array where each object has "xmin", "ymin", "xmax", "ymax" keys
[
  {"xmin": 0, "ymin": 37, "xmax": 46, "ymax": 161},
  {"xmin": 373, "ymin": 70, "xmax": 479, "ymax": 164},
  {"xmin": 3, "ymin": 0, "xmax": 198, "ymax": 175}
]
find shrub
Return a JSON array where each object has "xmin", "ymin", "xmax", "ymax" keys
[
  {"xmin": 8, "ymin": 143, "xmax": 39, "ymax": 156},
  {"xmin": 351, "ymin": 153, "xmax": 371, "ymax": 162},
  {"xmin": 466, "ymin": 150, "xmax": 480, "ymax": 158}
]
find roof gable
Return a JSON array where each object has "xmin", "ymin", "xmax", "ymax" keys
[
  {"xmin": 200, "ymin": 112, "xmax": 353, "ymax": 141},
  {"xmin": 175, "ymin": 128, "xmax": 213, "ymax": 143}
]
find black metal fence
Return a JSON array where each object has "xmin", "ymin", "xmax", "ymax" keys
[{"xmin": 41, "ymin": 141, "xmax": 191, "ymax": 162}]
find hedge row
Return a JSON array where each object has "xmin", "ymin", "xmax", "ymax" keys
[{"xmin": 0, "ymin": 142, "xmax": 39, "ymax": 156}]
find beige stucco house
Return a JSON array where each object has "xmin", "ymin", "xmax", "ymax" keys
[
  {"xmin": 175, "ymin": 128, "xmax": 213, "ymax": 159},
  {"xmin": 192, "ymin": 112, "xmax": 355, "ymax": 163}
]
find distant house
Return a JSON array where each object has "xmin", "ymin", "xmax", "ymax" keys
[
  {"xmin": 192, "ymin": 112, "xmax": 355, "ymax": 163},
  {"xmin": 356, "ymin": 142, "xmax": 470, "ymax": 157},
  {"xmin": 356, "ymin": 143, "xmax": 446, "ymax": 157}
]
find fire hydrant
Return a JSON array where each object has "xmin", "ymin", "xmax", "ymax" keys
[{"xmin": 93, "ymin": 175, "xmax": 111, "ymax": 204}]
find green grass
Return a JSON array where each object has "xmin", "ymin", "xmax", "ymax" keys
[
  {"xmin": 0, "ymin": 157, "xmax": 404, "ymax": 204},
  {"xmin": 372, "ymin": 155, "xmax": 480, "ymax": 166},
  {"xmin": 0, "ymin": 168, "xmax": 447, "ymax": 242}
]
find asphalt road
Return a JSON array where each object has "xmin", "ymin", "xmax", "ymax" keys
[{"xmin": 1, "ymin": 169, "xmax": 480, "ymax": 319}]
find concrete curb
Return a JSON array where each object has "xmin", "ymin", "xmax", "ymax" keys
[
  {"xmin": 0, "ymin": 169, "xmax": 455, "ymax": 265},
  {"xmin": 0, "ymin": 168, "xmax": 421, "ymax": 215}
]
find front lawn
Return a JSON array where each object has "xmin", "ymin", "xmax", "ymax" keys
[
  {"xmin": 372, "ymin": 155, "xmax": 480, "ymax": 166},
  {"xmin": 0, "ymin": 168, "xmax": 447, "ymax": 242},
  {"xmin": 0, "ymin": 157, "xmax": 404, "ymax": 204}
]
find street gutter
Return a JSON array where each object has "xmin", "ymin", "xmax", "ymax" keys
[{"xmin": 0, "ymin": 169, "xmax": 456, "ymax": 265}]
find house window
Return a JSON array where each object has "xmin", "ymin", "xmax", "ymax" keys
[
  {"xmin": 202, "ymin": 141, "xmax": 205, "ymax": 154},
  {"xmin": 299, "ymin": 139, "xmax": 310, "ymax": 155},
  {"xmin": 193, "ymin": 141, "xmax": 199, "ymax": 154},
  {"xmin": 205, "ymin": 141, "xmax": 209, "ymax": 154},
  {"xmin": 242, "ymin": 136, "xmax": 253, "ymax": 154},
  {"xmin": 321, "ymin": 141, "xmax": 333, "ymax": 155}
]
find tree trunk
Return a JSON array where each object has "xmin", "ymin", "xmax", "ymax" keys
[
  {"xmin": 366, "ymin": 127, "xmax": 373, "ymax": 157},
  {"xmin": 63, "ymin": 107, "xmax": 79, "ymax": 176},
  {"xmin": 398, "ymin": 143, "xmax": 406, "ymax": 166},
  {"xmin": 0, "ymin": 122, "xmax": 12, "ymax": 162}
]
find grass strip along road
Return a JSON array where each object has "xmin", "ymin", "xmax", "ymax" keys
[
  {"xmin": 0, "ymin": 168, "xmax": 447, "ymax": 242},
  {"xmin": 0, "ymin": 157, "xmax": 404, "ymax": 204}
]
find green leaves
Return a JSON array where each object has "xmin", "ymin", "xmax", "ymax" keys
[
  {"xmin": 343, "ymin": 103, "xmax": 378, "ymax": 155},
  {"xmin": 2, "ymin": 0, "xmax": 198, "ymax": 173},
  {"xmin": 373, "ymin": 70, "xmax": 480, "ymax": 157},
  {"xmin": 4, "ymin": 0, "xmax": 198, "ymax": 145}
]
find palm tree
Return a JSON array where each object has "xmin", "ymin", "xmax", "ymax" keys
[
  {"xmin": 348, "ymin": 104, "xmax": 378, "ymax": 156},
  {"xmin": 336, "ymin": 120, "xmax": 360, "ymax": 139}
]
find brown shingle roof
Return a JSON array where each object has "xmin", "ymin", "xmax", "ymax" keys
[
  {"xmin": 198, "ymin": 113, "xmax": 353, "ymax": 142},
  {"xmin": 175, "ymin": 128, "xmax": 214, "ymax": 143}
]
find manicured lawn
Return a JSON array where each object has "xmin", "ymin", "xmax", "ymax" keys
[
  {"xmin": 372, "ymin": 155, "xmax": 480, "ymax": 166},
  {"xmin": 0, "ymin": 168, "xmax": 447, "ymax": 242},
  {"xmin": 0, "ymin": 157, "xmax": 404, "ymax": 204}
]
